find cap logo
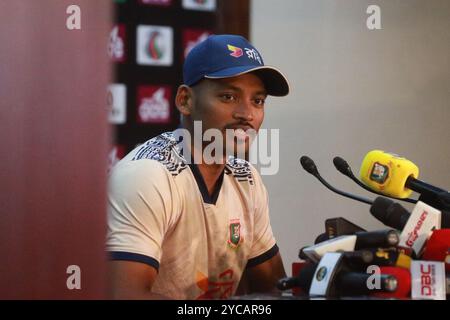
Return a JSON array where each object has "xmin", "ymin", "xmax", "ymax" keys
[
  {"xmin": 244, "ymin": 47, "xmax": 262, "ymax": 65},
  {"xmin": 227, "ymin": 44, "xmax": 243, "ymax": 58}
]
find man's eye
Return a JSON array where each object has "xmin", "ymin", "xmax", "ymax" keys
[
  {"xmin": 220, "ymin": 94, "xmax": 236, "ymax": 101},
  {"xmin": 254, "ymin": 98, "xmax": 265, "ymax": 106}
]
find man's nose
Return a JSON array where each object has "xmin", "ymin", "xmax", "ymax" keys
[{"xmin": 232, "ymin": 99, "xmax": 253, "ymax": 122}]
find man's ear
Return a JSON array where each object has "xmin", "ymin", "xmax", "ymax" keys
[{"xmin": 175, "ymin": 85, "xmax": 194, "ymax": 116}]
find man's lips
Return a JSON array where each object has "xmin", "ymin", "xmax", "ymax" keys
[
  {"xmin": 224, "ymin": 124, "xmax": 254, "ymax": 131},
  {"xmin": 223, "ymin": 124, "xmax": 256, "ymax": 141}
]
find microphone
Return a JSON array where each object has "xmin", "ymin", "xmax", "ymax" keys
[
  {"xmin": 370, "ymin": 197, "xmax": 411, "ymax": 230},
  {"xmin": 333, "ymin": 156, "xmax": 417, "ymax": 204},
  {"xmin": 371, "ymin": 197, "xmax": 443, "ymax": 256},
  {"xmin": 422, "ymin": 229, "xmax": 450, "ymax": 270},
  {"xmin": 300, "ymin": 156, "xmax": 373, "ymax": 205},
  {"xmin": 342, "ymin": 248, "xmax": 411, "ymax": 271},
  {"xmin": 308, "ymin": 252, "xmax": 398, "ymax": 297},
  {"xmin": 297, "ymin": 248, "xmax": 411, "ymax": 280},
  {"xmin": 301, "ymin": 235, "xmax": 357, "ymax": 263},
  {"xmin": 369, "ymin": 248, "xmax": 412, "ymax": 269},
  {"xmin": 354, "ymin": 229, "xmax": 400, "ymax": 250},
  {"xmin": 281, "ymin": 252, "xmax": 403, "ymax": 297},
  {"xmin": 370, "ymin": 196, "xmax": 450, "ymax": 230},
  {"xmin": 341, "ymin": 250, "xmax": 374, "ymax": 268},
  {"xmin": 335, "ymin": 271, "xmax": 398, "ymax": 297},
  {"xmin": 398, "ymin": 201, "xmax": 442, "ymax": 256},
  {"xmin": 359, "ymin": 150, "xmax": 450, "ymax": 210},
  {"xmin": 301, "ymin": 230, "xmax": 400, "ymax": 262},
  {"xmin": 372, "ymin": 266, "xmax": 412, "ymax": 299}
]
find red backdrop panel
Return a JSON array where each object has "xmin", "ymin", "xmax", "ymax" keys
[{"xmin": 0, "ymin": 0, "xmax": 111, "ymax": 299}]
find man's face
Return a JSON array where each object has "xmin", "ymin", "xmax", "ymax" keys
[{"xmin": 188, "ymin": 72, "xmax": 267, "ymax": 157}]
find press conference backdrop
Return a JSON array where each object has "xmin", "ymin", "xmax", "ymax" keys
[
  {"xmin": 0, "ymin": 0, "xmax": 111, "ymax": 298},
  {"xmin": 251, "ymin": 0, "xmax": 450, "ymax": 272},
  {"xmin": 108, "ymin": 0, "xmax": 249, "ymax": 167}
]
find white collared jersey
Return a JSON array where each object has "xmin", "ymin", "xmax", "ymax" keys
[{"xmin": 106, "ymin": 132, "xmax": 278, "ymax": 299}]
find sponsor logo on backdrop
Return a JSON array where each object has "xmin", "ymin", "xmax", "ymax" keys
[
  {"xmin": 136, "ymin": 25, "xmax": 173, "ymax": 66},
  {"xmin": 107, "ymin": 84, "xmax": 127, "ymax": 124},
  {"xmin": 183, "ymin": 29, "xmax": 212, "ymax": 58},
  {"xmin": 182, "ymin": 0, "xmax": 216, "ymax": 11},
  {"xmin": 108, "ymin": 24, "xmax": 126, "ymax": 62},
  {"xmin": 137, "ymin": 85, "xmax": 172, "ymax": 123}
]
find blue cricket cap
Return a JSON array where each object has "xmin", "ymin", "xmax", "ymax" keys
[{"xmin": 183, "ymin": 34, "xmax": 289, "ymax": 97}]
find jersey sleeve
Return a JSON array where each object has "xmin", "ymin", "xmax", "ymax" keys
[
  {"xmin": 106, "ymin": 159, "xmax": 180, "ymax": 270},
  {"xmin": 246, "ymin": 165, "xmax": 278, "ymax": 267}
]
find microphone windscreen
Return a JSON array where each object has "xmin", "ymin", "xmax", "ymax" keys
[
  {"xmin": 370, "ymin": 197, "xmax": 410, "ymax": 230},
  {"xmin": 422, "ymin": 229, "xmax": 450, "ymax": 271},
  {"xmin": 333, "ymin": 156, "xmax": 351, "ymax": 176},
  {"xmin": 372, "ymin": 266, "xmax": 411, "ymax": 299},
  {"xmin": 300, "ymin": 156, "xmax": 318, "ymax": 175},
  {"xmin": 360, "ymin": 150, "xmax": 419, "ymax": 198}
]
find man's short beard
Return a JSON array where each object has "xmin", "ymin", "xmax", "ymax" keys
[{"xmin": 223, "ymin": 139, "xmax": 251, "ymax": 160}]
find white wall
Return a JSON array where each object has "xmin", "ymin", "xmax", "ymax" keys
[{"xmin": 251, "ymin": 0, "xmax": 450, "ymax": 273}]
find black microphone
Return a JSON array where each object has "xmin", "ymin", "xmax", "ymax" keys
[
  {"xmin": 335, "ymin": 272, "xmax": 398, "ymax": 296},
  {"xmin": 341, "ymin": 250, "xmax": 374, "ymax": 270},
  {"xmin": 370, "ymin": 196, "xmax": 450, "ymax": 229},
  {"xmin": 279, "ymin": 253, "xmax": 398, "ymax": 296},
  {"xmin": 344, "ymin": 248, "xmax": 412, "ymax": 270},
  {"xmin": 403, "ymin": 174, "xmax": 450, "ymax": 211},
  {"xmin": 304, "ymin": 229, "xmax": 399, "ymax": 262},
  {"xmin": 333, "ymin": 156, "xmax": 417, "ymax": 204},
  {"xmin": 418, "ymin": 192, "xmax": 450, "ymax": 212},
  {"xmin": 406, "ymin": 176, "xmax": 447, "ymax": 198},
  {"xmin": 370, "ymin": 197, "xmax": 411, "ymax": 230},
  {"xmin": 313, "ymin": 229, "xmax": 399, "ymax": 248},
  {"xmin": 354, "ymin": 229, "xmax": 400, "ymax": 250},
  {"xmin": 300, "ymin": 156, "xmax": 373, "ymax": 205}
]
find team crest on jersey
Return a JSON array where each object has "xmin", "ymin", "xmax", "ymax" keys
[{"xmin": 228, "ymin": 219, "xmax": 243, "ymax": 248}]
